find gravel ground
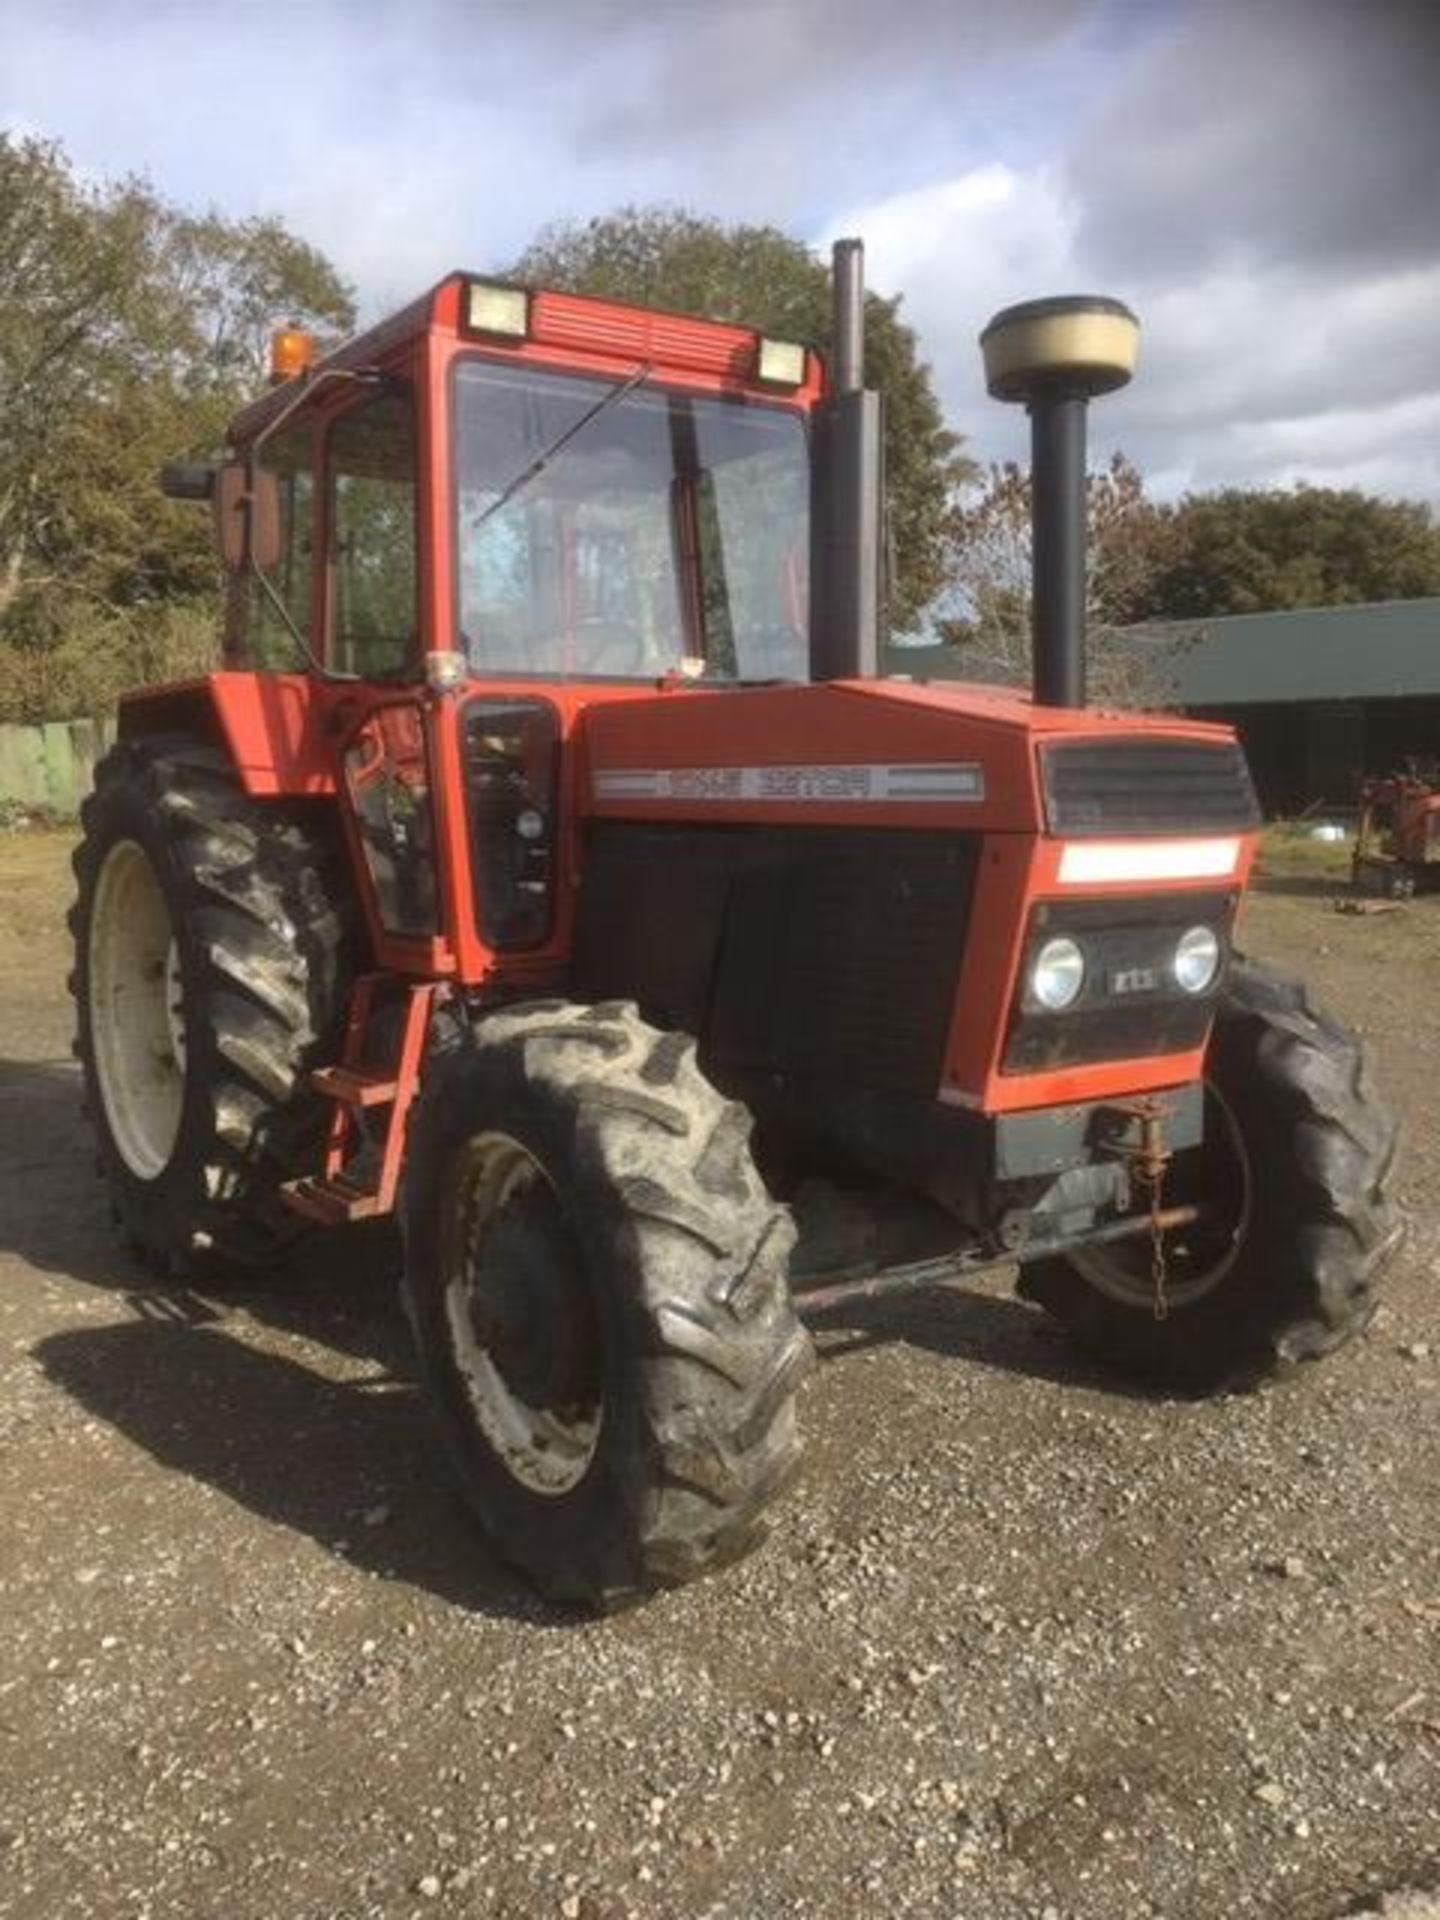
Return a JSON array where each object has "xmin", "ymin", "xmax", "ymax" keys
[{"xmin": 2, "ymin": 827, "xmax": 1438, "ymax": 1920}]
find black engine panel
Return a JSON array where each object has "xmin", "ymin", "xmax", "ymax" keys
[{"xmin": 575, "ymin": 823, "xmax": 979, "ymax": 1098}]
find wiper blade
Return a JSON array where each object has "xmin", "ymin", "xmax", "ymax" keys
[{"xmin": 468, "ymin": 361, "xmax": 652, "ymax": 533}]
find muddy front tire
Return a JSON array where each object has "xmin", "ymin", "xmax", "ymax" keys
[
  {"xmin": 400, "ymin": 1001, "xmax": 813, "ymax": 1609},
  {"xmin": 1017, "ymin": 958, "xmax": 1402, "ymax": 1392},
  {"xmin": 71, "ymin": 735, "xmax": 351, "ymax": 1273}
]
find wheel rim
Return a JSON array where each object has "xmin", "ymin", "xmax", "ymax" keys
[
  {"xmin": 441, "ymin": 1131, "xmax": 603, "ymax": 1496},
  {"xmin": 1070, "ymin": 1079, "xmax": 1253, "ymax": 1312},
  {"xmin": 88, "ymin": 839, "xmax": 187, "ymax": 1181}
]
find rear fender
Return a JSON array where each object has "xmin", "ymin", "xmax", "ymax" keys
[{"xmin": 118, "ymin": 672, "xmax": 335, "ymax": 796}]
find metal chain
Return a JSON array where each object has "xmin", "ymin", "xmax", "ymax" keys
[
  {"xmin": 1126, "ymin": 1096, "xmax": 1172, "ymax": 1323},
  {"xmin": 1147, "ymin": 1149, "xmax": 1170, "ymax": 1323}
]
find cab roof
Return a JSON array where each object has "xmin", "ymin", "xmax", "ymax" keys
[{"xmin": 229, "ymin": 272, "xmax": 823, "ymax": 446}]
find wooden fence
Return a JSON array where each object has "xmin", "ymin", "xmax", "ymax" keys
[{"xmin": 0, "ymin": 718, "xmax": 115, "ymax": 818}]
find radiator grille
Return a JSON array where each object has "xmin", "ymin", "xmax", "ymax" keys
[
  {"xmin": 1041, "ymin": 738, "xmax": 1259, "ymax": 836},
  {"xmin": 576, "ymin": 825, "xmax": 978, "ymax": 1097}
]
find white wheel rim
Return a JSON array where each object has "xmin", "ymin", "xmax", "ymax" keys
[
  {"xmin": 88, "ymin": 839, "xmax": 187, "ymax": 1180},
  {"xmin": 442, "ymin": 1131, "xmax": 603, "ymax": 1497}
]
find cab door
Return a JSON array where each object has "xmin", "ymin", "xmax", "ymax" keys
[
  {"xmin": 340, "ymin": 698, "xmax": 441, "ymax": 951},
  {"xmin": 324, "ymin": 376, "xmax": 457, "ymax": 973}
]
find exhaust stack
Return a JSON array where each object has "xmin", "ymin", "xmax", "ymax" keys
[
  {"xmin": 810, "ymin": 238, "xmax": 883, "ymax": 681},
  {"xmin": 979, "ymin": 296, "xmax": 1139, "ymax": 708},
  {"xmin": 831, "ymin": 235, "xmax": 865, "ymax": 396}
]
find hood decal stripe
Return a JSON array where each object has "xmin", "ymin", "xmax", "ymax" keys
[{"xmin": 591, "ymin": 762, "xmax": 986, "ymax": 804}]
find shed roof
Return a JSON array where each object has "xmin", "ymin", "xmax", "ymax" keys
[
  {"xmin": 884, "ymin": 598, "xmax": 1440, "ymax": 708},
  {"xmin": 1136, "ymin": 598, "xmax": 1440, "ymax": 706}
]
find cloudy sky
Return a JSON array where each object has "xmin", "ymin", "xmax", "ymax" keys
[{"xmin": 2, "ymin": 0, "xmax": 1437, "ymax": 501}]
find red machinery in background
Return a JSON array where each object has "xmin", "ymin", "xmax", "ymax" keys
[{"xmin": 1353, "ymin": 766, "xmax": 1440, "ymax": 897}]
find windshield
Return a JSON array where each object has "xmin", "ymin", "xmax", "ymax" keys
[{"xmin": 453, "ymin": 358, "xmax": 810, "ymax": 681}]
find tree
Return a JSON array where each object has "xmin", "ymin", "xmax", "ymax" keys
[
  {"xmin": 939, "ymin": 453, "xmax": 1172, "ymax": 695},
  {"xmin": 164, "ymin": 210, "xmax": 356, "ymax": 390},
  {"xmin": 937, "ymin": 460, "xmax": 1031, "ymax": 680},
  {"xmin": 511, "ymin": 207, "xmax": 971, "ymax": 632},
  {"xmin": 0, "ymin": 136, "xmax": 150, "ymax": 624},
  {"xmin": 0, "ymin": 134, "xmax": 354, "ymax": 714},
  {"xmin": 1137, "ymin": 485, "xmax": 1440, "ymax": 620}
]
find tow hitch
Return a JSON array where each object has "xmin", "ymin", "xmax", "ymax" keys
[
  {"xmin": 794, "ymin": 1093, "xmax": 1190, "ymax": 1321},
  {"xmin": 794, "ymin": 1201, "xmax": 1200, "ymax": 1319}
]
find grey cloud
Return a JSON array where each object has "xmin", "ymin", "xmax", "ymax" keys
[
  {"xmin": 7, "ymin": 0, "xmax": 1438, "ymax": 507},
  {"xmin": 1046, "ymin": 255, "xmax": 1440, "ymax": 504},
  {"xmin": 1069, "ymin": 0, "xmax": 1440, "ymax": 278},
  {"xmin": 1108, "ymin": 391, "xmax": 1440, "ymax": 503},
  {"xmin": 551, "ymin": 0, "xmax": 1088, "ymax": 152},
  {"xmin": 1116, "ymin": 266, "xmax": 1440, "ymax": 427}
]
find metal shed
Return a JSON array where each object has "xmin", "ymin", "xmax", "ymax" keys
[{"xmin": 886, "ymin": 598, "xmax": 1440, "ymax": 813}]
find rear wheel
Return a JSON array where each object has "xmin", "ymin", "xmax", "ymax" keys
[
  {"xmin": 400, "ymin": 1000, "xmax": 812, "ymax": 1608},
  {"xmin": 1017, "ymin": 957, "xmax": 1402, "ymax": 1391},
  {"xmin": 71, "ymin": 734, "xmax": 352, "ymax": 1272}
]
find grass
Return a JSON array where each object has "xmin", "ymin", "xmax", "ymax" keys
[{"xmin": 1255, "ymin": 821, "xmax": 1353, "ymax": 886}]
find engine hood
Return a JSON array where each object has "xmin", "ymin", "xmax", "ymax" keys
[{"xmin": 578, "ymin": 677, "xmax": 1241, "ymax": 835}]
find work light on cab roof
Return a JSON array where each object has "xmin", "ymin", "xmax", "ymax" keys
[
  {"xmin": 81, "ymin": 242, "xmax": 1399, "ymax": 1614},
  {"xmin": 461, "ymin": 272, "xmax": 808, "ymax": 390},
  {"xmin": 464, "ymin": 280, "xmax": 529, "ymax": 341}
]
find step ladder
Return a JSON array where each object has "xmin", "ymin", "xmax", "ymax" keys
[{"xmin": 281, "ymin": 976, "xmax": 438, "ymax": 1226}]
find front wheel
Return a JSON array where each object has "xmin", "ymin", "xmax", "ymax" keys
[
  {"xmin": 1017, "ymin": 958, "xmax": 1402, "ymax": 1391},
  {"xmin": 400, "ymin": 1001, "xmax": 813, "ymax": 1608}
]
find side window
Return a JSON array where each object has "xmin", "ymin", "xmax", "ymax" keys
[
  {"xmin": 227, "ymin": 424, "xmax": 315, "ymax": 668},
  {"xmin": 330, "ymin": 389, "xmax": 418, "ymax": 675}
]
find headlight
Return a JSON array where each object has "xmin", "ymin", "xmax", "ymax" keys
[
  {"xmin": 1032, "ymin": 935, "xmax": 1085, "ymax": 1010},
  {"xmin": 1173, "ymin": 924, "xmax": 1221, "ymax": 994}
]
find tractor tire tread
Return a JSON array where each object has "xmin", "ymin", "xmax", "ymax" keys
[
  {"xmin": 71, "ymin": 733, "xmax": 353, "ymax": 1274},
  {"xmin": 402, "ymin": 998, "xmax": 812, "ymax": 1608},
  {"xmin": 1018, "ymin": 955, "xmax": 1401, "ymax": 1392}
]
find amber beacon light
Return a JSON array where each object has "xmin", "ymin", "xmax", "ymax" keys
[{"xmin": 269, "ymin": 325, "xmax": 316, "ymax": 385}]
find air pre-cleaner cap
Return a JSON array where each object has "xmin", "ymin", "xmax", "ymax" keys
[{"xmin": 980, "ymin": 295, "xmax": 1139, "ymax": 402}]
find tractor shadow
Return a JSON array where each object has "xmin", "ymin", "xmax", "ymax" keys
[
  {"xmin": 797, "ymin": 1280, "xmax": 1158, "ymax": 1398},
  {"xmin": 0, "ymin": 1053, "xmax": 406, "ymax": 1367},
  {"xmin": 1, "ymin": 1055, "xmax": 544, "ymax": 1620},
  {"xmin": 33, "ymin": 1313, "xmax": 555, "ymax": 1622},
  {"xmin": 5, "ymin": 1053, "xmax": 1154, "ymax": 1615}
]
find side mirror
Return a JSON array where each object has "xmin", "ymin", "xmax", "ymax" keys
[{"xmin": 213, "ymin": 461, "xmax": 281, "ymax": 572}]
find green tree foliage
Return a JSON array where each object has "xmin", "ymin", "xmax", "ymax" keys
[
  {"xmin": 0, "ymin": 134, "xmax": 354, "ymax": 717},
  {"xmin": 1137, "ymin": 485, "xmax": 1440, "ymax": 619},
  {"xmin": 511, "ymin": 206, "xmax": 972, "ymax": 632}
]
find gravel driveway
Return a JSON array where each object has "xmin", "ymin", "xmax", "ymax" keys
[{"xmin": 2, "ymin": 828, "xmax": 1437, "ymax": 1919}]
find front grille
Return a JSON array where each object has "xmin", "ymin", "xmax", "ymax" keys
[
  {"xmin": 1003, "ymin": 891, "xmax": 1236, "ymax": 1074},
  {"xmin": 576, "ymin": 825, "xmax": 979, "ymax": 1096},
  {"xmin": 1041, "ymin": 737, "xmax": 1259, "ymax": 836}
]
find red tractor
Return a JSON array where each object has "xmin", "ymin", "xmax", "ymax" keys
[
  {"xmin": 72, "ymin": 245, "xmax": 1401, "ymax": 1607},
  {"xmin": 1352, "ymin": 767, "xmax": 1440, "ymax": 897}
]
